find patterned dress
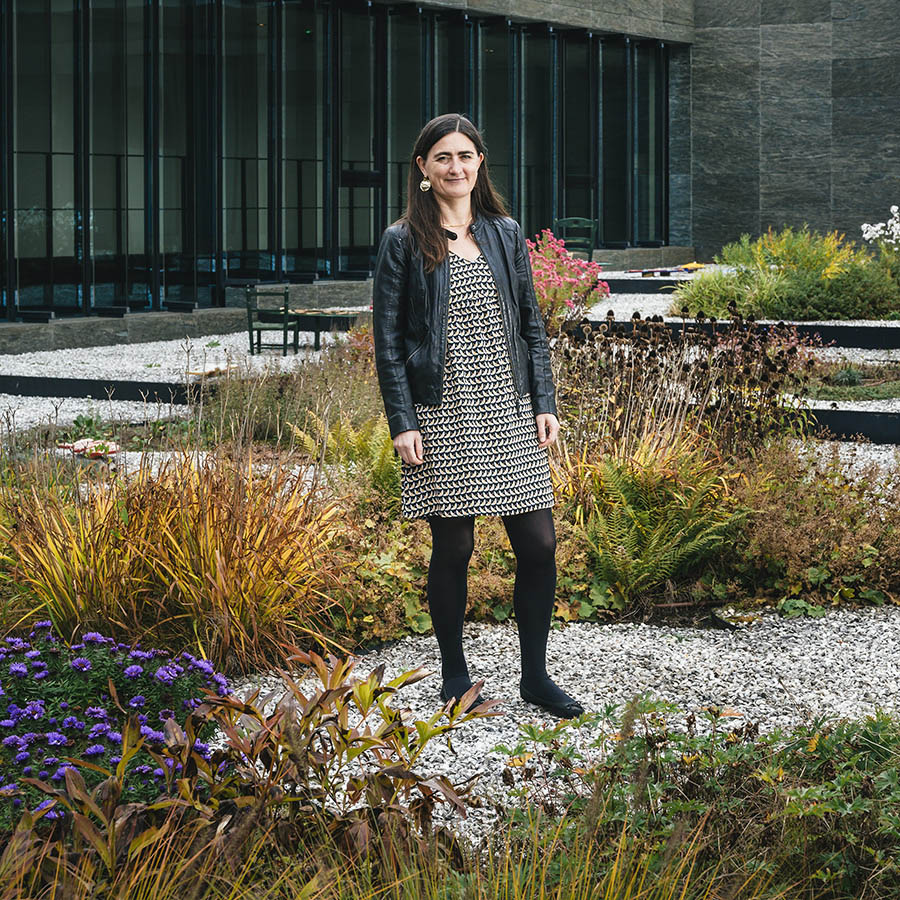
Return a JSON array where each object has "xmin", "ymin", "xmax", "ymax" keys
[{"xmin": 400, "ymin": 250, "xmax": 556, "ymax": 520}]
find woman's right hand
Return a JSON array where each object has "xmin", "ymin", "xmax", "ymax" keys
[{"xmin": 393, "ymin": 429, "xmax": 424, "ymax": 465}]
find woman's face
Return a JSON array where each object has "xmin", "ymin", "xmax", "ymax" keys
[{"xmin": 417, "ymin": 132, "xmax": 484, "ymax": 204}]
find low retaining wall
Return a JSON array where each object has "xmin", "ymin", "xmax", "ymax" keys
[{"xmin": 0, "ymin": 308, "xmax": 248, "ymax": 356}]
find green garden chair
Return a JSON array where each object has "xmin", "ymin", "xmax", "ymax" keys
[
  {"xmin": 245, "ymin": 285, "xmax": 299, "ymax": 355},
  {"xmin": 553, "ymin": 217, "xmax": 599, "ymax": 258}
]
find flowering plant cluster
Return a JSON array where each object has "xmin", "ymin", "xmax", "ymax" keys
[
  {"xmin": 527, "ymin": 229, "xmax": 610, "ymax": 336},
  {"xmin": 0, "ymin": 622, "xmax": 230, "ymax": 829},
  {"xmin": 861, "ymin": 204, "xmax": 900, "ymax": 251}
]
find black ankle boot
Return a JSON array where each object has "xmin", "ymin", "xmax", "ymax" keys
[
  {"xmin": 439, "ymin": 680, "xmax": 486, "ymax": 713},
  {"xmin": 520, "ymin": 678, "xmax": 584, "ymax": 719}
]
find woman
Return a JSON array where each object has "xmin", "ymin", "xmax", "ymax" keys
[{"xmin": 372, "ymin": 114, "xmax": 584, "ymax": 720}]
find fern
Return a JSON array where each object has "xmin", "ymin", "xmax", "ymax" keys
[
  {"xmin": 287, "ymin": 412, "xmax": 401, "ymax": 511},
  {"xmin": 584, "ymin": 451, "xmax": 746, "ymax": 606}
]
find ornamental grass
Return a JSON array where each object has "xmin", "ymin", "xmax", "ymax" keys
[{"xmin": 0, "ymin": 451, "xmax": 346, "ymax": 673}]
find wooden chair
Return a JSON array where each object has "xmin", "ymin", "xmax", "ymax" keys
[
  {"xmin": 553, "ymin": 217, "xmax": 599, "ymax": 259},
  {"xmin": 245, "ymin": 285, "xmax": 299, "ymax": 355}
]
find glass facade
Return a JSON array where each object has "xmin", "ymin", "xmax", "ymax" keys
[{"xmin": 0, "ymin": 0, "xmax": 670, "ymax": 321}]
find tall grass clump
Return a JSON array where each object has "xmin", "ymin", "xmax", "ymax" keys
[
  {"xmin": 0, "ymin": 452, "xmax": 345, "ymax": 672},
  {"xmin": 201, "ymin": 325, "xmax": 383, "ymax": 446},
  {"xmin": 672, "ymin": 225, "xmax": 900, "ymax": 321}
]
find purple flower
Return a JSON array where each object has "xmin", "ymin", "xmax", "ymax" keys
[
  {"xmin": 139, "ymin": 726, "xmax": 165, "ymax": 743},
  {"xmin": 51, "ymin": 765, "xmax": 72, "ymax": 781},
  {"xmin": 24, "ymin": 650, "xmax": 41, "ymax": 659},
  {"xmin": 89, "ymin": 723, "xmax": 110, "ymax": 738},
  {"xmin": 152, "ymin": 768, "xmax": 165, "ymax": 778},
  {"xmin": 109, "ymin": 755, "xmax": 121, "ymax": 765},
  {"xmin": 192, "ymin": 659, "xmax": 214, "ymax": 676},
  {"xmin": 0, "ymin": 719, "xmax": 15, "ymax": 728},
  {"xmin": 123, "ymin": 665, "xmax": 143, "ymax": 679},
  {"xmin": 8, "ymin": 663, "xmax": 28, "ymax": 678},
  {"xmin": 62, "ymin": 717, "xmax": 85, "ymax": 731},
  {"xmin": 158, "ymin": 709, "xmax": 175, "ymax": 722},
  {"xmin": 85, "ymin": 707, "xmax": 108, "ymax": 720},
  {"xmin": 43, "ymin": 757, "xmax": 59, "ymax": 766},
  {"xmin": 153, "ymin": 666, "xmax": 175, "ymax": 685},
  {"xmin": 45, "ymin": 732, "xmax": 68, "ymax": 746},
  {"xmin": 38, "ymin": 770, "xmax": 48, "ymax": 779},
  {"xmin": 2, "ymin": 736, "xmax": 22, "ymax": 748},
  {"xmin": 22, "ymin": 766, "xmax": 32, "ymax": 776},
  {"xmin": 33, "ymin": 671, "xmax": 49, "ymax": 681},
  {"xmin": 83, "ymin": 744, "xmax": 106, "ymax": 757},
  {"xmin": 59, "ymin": 702, "xmax": 69, "ymax": 711},
  {"xmin": 70, "ymin": 657, "xmax": 92, "ymax": 672},
  {"xmin": 5, "ymin": 638, "xmax": 28, "ymax": 650},
  {"xmin": 128, "ymin": 696, "xmax": 146, "ymax": 709},
  {"xmin": 82, "ymin": 632, "xmax": 107, "ymax": 644},
  {"xmin": 33, "ymin": 621, "xmax": 53, "ymax": 629},
  {"xmin": 24, "ymin": 701, "xmax": 45, "ymax": 719},
  {"xmin": 14, "ymin": 751, "xmax": 29, "ymax": 763},
  {"xmin": 129, "ymin": 650, "xmax": 152, "ymax": 661},
  {"xmin": 107, "ymin": 731, "xmax": 122, "ymax": 744}
]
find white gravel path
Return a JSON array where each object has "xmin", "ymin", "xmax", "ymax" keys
[
  {"xmin": 231, "ymin": 606, "xmax": 900, "ymax": 844},
  {"xmin": 0, "ymin": 331, "xmax": 348, "ymax": 430},
  {"xmin": 0, "ymin": 330, "xmax": 346, "ymax": 384}
]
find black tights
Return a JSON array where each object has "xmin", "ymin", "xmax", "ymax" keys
[{"xmin": 426, "ymin": 508, "xmax": 573, "ymax": 703}]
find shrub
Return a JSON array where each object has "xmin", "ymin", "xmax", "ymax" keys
[
  {"xmin": 0, "ymin": 622, "xmax": 228, "ymax": 831},
  {"xmin": 672, "ymin": 225, "xmax": 900, "ymax": 321},
  {"xmin": 495, "ymin": 698, "xmax": 900, "ymax": 900},
  {"xmin": 0, "ymin": 452, "xmax": 345, "ymax": 673},
  {"xmin": 862, "ymin": 203, "xmax": 900, "ymax": 286},
  {"xmin": 551, "ymin": 312, "xmax": 815, "ymax": 463},
  {"xmin": 527, "ymin": 229, "xmax": 609, "ymax": 337},
  {"xmin": 0, "ymin": 650, "xmax": 497, "ymax": 897},
  {"xmin": 729, "ymin": 440, "xmax": 900, "ymax": 612},
  {"xmin": 579, "ymin": 437, "xmax": 746, "ymax": 609}
]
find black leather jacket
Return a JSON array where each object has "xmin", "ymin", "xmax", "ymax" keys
[{"xmin": 372, "ymin": 212, "xmax": 558, "ymax": 439}]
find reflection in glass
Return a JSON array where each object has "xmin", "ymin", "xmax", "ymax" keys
[
  {"xmin": 223, "ymin": 0, "xmax": 270, "ymax": 277},
  {"xmin": 636, "ymin": 42, "xmax": 663, "ymax": 244},
  {"xmin": 478, "ymin": 21, "xmax": 511, "ymax": 207},
  {"xmin": 14, "ymin": 0, "xmax": 76, "ymax": 309},
  {"xmin": 562, "ymin": 35, "xmax": 591, "ymax": 219},
  {"xmin": 602, "ymin": 39, "xmax": 628, "ymax": 245},
  {"xmin": 339, "ymin": 6, "xmax": 382, "ymax": 273},
  {"xmin": 387, "ymin": 8, "xmax": 423, "ymax": 225},
  {"xmin": 285, "ymin": 3, "xmax": 323, "ymax": 275},
  {"xmin": 435, "ymin": 14, "xmax": 467, "ymax": 117},
  {"xmin": 521, "ymin": 28, "xmax": 552, "ymax": 240}
]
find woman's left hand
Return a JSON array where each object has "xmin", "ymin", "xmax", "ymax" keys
[{"xmin": 535, "ymin": 413, "xmax": 560, "ymax": 449}]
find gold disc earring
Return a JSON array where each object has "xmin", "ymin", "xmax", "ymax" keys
[{"xmin": 419, "ymin": 176, "xmax": 431, "ymax": 192}]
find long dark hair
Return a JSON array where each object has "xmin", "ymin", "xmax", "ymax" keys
[{"xmin": 399, "ymin": 114, "xmax": 508, "ymax": 272}]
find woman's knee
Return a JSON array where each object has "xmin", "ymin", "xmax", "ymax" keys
[
  {"xmin": 505, "ymin": 510, "xmax": 557, "ymax": 566},
  {"xmin": 428, "ymin": 517, "xmax": 476, "ymax": 566}
]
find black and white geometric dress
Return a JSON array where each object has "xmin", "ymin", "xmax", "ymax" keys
[{"xmin": 400, "ymin": 250, "xmax": 556, "ymax": 520}]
